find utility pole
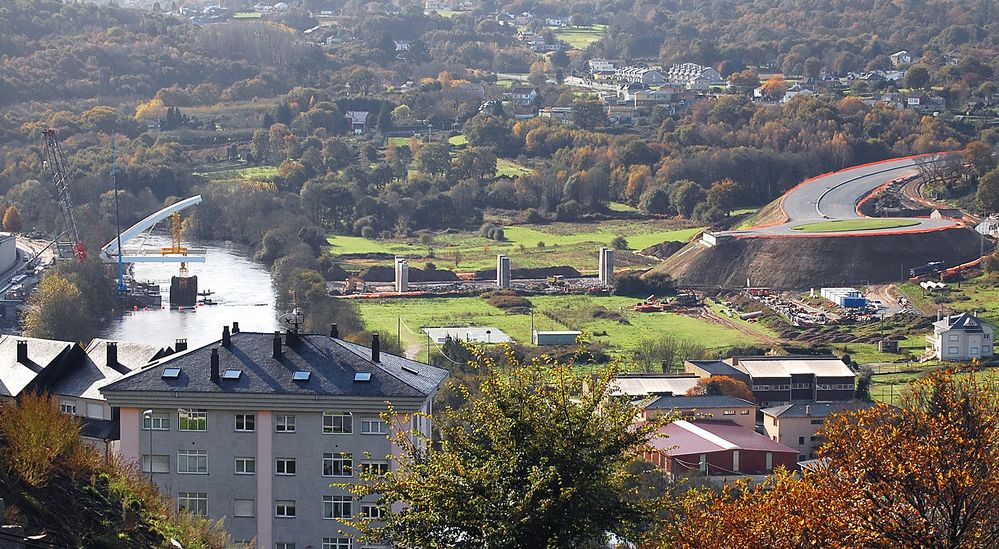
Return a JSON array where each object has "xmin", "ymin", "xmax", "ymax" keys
[{"xmin": 397, "ymin": 316, "xmax": 401, "ymax": 348}]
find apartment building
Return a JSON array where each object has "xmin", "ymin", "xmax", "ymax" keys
[
  {"xmin": 102, "ymin": 326, "xmax": 449, "ymax": 549},
  {"xmin": 761, "ymin": 401, "xmax": 875, "ymax": 461}
]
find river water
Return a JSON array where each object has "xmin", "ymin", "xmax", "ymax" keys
[{"xmin": 100, "ymin": 234, "xmax": 280, "ymax": 348}]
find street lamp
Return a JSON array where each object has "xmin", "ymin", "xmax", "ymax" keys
[{"xmin": 142, "ymin": 409, "xmax": 153, "ymax": 482}]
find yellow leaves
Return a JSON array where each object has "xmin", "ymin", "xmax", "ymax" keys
[{"xmin": 134, "ymin": 97, "xmax": 166, "ymax": 120}]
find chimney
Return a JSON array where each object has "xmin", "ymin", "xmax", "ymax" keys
[
  {"xmin": 272, "ymin": 332, "xmax": 282, "ymax": 359},
  {"xmin": 175, "ymin": 339, "xmax": 188, "ymax": 353},
  {"xmin": 286, "ymin": 330, "xmax": 299, "ymax": 347},
  {"xmin": 15, "ymin": 340, "xmax": 27, "ymax": 363},
  {"xmin": 210, "ymin": 348, "xmax": 220, "ymax": 382},
  {"xmin": 805, "ymin": 405, "xmax": 811, "ymax": 417},
  {"xmin": 330, "ymin": 323, "xmax": 339, "ymax": 338},
  {"xmin": 106, "ymin": 342, "xmax": 118, "ymax": 368},
  {"xmin": 232, "ymin": 322, "xmax": 240, "ymax": 334},
  {"xmin": 222, "ymin": 325, "xmax": 231, "ymax": 348},
  {"xmin": 371, "ymin": 334, "xmax": 380, "ymax": 363}
]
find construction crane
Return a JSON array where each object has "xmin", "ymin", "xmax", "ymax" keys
[
  {"xmin": 160, "ymin": 211, "xmax": 190, "ymax": 276},
  {"xmin": 42, "ymin": 129, "xmax": 86, "ymax": 261}
]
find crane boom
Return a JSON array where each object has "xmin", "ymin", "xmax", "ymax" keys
[{"xmin": 42, "ymin": 129, "xmax": 86, "ymax": 261}]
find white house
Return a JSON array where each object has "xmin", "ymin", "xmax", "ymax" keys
[
  {"xmin": 928, "ymin": 312, "xmax": 994, "ymax": 361},
  {"xmin": 507, "ymin": 86, "xmax": 539, "ymax": 106},
  {"xmin": 890, "ymin": 50, "xmax": 914, "ymax": 67},
  {"xmin": 664, "ymin": 63, "xmax": 724, "ymax": 90},
  {"xmin": 345, "ymin": 111, "xmax": 369, "ymax": 134}
]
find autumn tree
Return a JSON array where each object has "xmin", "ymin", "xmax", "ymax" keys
[
  {"xmin": 23, "ymin": 274, "xmax": 95, "ymax": 342},
  {"xmin": 976, "ymin": 167, "xmax": 999, "ymax": 212},
  {"xmin": 342, "ymin": 348, "xmax": 676, "ymax": 548},
  {"xmin": 2, "ymin": 205, "xmax": 23, "ymax": 232},
  {"xmin": 686, "ymin": 376, "xmax": 755, "ymax": 402},
  {"xmin": 759, "ymin": 76, "xmax": 789, "ymax": 101}
]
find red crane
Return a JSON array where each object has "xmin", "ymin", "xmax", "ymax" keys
[{"xmin": 42, "ymin": 129, "xmax": 86, "ymax": 261}]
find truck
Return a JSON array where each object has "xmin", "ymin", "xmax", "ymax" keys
[{"xmin": 910, "ymin": 261, "xmax": 945, "ymax": 278}]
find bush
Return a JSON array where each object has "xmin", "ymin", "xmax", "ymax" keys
[
  {"xmin": 361, "ymin": 225, "xmax": 375, "ymax": 238},
  {"xmin": 479, "ymin": 222, "xmax": 498, "ymax": 237},
  {"xmin": 523, "ymin": 208, "xmax": 547, "ymax": 224},
  {"xmin": 486, "ymin": 294, "xmax": 533, "ymax": 309},
  {"xmin": 611, "ymin": 235, "xmax": 628, "ymax": 250},
  {"xmin": 556, "ymin": 199, "xmax": 582, "ymax": 221},
  {"xmin": 614, "ymin": 271, "xmax": 675, "ymax": 297},
  {"xmin": 0, "ymin": 393, "xmax": 80, "ymax": 487}
]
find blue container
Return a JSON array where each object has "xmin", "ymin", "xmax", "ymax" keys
[{"xmin": 841, "ymin": 296, "xmax": 867, "ymax": 308}]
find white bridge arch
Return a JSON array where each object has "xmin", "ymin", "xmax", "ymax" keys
[{"xmin": 99, "ymin": 195, "xmax": 206, "ymax": 264}]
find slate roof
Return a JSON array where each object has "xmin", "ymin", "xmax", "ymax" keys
[
  {"xmin": 934, "ymin": 312, "xmax": 988, "ymax": 333},
  {"xmin": 0, "ymin": 335, "xmax": 77, "ymax": 398},
  {"xmin": 51, "ymin": 339, "xmax": 166, "ymax": 400},
  {"xmin": 102, "ymin": 332, "xmax": 449, "ymax": 399},
  {"xmin": 646, "ymin": 395, "xmax": 755, "ymax": 410},
  {"xmin": 761, "ymin": 401, "xmax": 875, "ymax": 418}
]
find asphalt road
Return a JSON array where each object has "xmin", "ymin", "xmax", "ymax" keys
[{"xmin": 723, "ymin": 156, "xmax": 959, "ymax": 237}]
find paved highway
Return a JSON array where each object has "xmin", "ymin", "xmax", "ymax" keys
[{"xmin": 723, "ymin": 156, "xmax": 960, "ymax": 237}]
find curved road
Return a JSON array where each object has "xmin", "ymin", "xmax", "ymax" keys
[{"xmin": 722, "ymin": 156, "xmax": 960, "ymax": 237}]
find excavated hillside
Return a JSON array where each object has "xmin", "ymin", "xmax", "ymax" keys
[{"xmin": 649, "ymin": 227, "xmax": 990, "ymax": 289}]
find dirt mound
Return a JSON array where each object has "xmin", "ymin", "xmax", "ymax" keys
[
  {"xmin": 473, "ymin": 265, "xmax": 581, "ymax": 280},
  {"xmin": 640, "ymin": 241, "xmax": 686, "ymax": 260},
  {"xmin": 649, "ymin": 227, "xmax": 990, "ymax": 289},
  {"xmin": 327, "ymin": 264, "xmax": 349, "ymax": 281},
  {"xmin": 358, "ymin": 265, "xmax": 394, "ymax": 281}
]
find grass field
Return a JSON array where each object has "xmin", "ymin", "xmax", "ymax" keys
[
  {"xmin": 552, "ymin": 25, "xmax": 606, "ymax": 49},
  {"xmin": 900, "ymin": 277, "xmax": 999, "ymax": 328},
  {"xmin": 870, "ymin": 366, "xmax": 999, "ymax": 405},
  {"xmin": 608, "ymin": 202, "xmax": 638, "ymax": 212},
  {"xmin": 195, "ymin": 165, "xmax": 279, "ymax": 183},
  {"xmin": 496, "ymin": 158, "xmax": 533, "ymax": 177},
  {"xmin": 448, "ymin": 134, "xmax": 468, "ymax": 146},
  {"xmin": 791, "ymin": 219, "xmax": 920, "ymax": 232},
  {"xmin": 357, "ymin": 295, "xmax": 763, "ymax": 363},
  {"xmin": 329, "ymin": 220, "xmax": 705, "ymax": 271}
]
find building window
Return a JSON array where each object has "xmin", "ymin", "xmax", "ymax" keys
[
  {"xmin": 275, "ymin": 544, "xmax": 295, "ymax": 549},
  {"xmin": 234, "ymin": 499, "xmax": 255, "ymax": 518},
  {"xmin": 360, "ymin": 504, "xmax": 385, "ymax": 519},
  {"xmin": 178, "ymin": 492, "xmax": 208, "ymax": 517},
  {"xmin": 235, "ymin": 457, "xmax": 256, "ymax": 475},
  {"xmin": 142, "ymin": 455, "xmax": 170, "ymax": 473},
  {"xmin": 178, "ymin": 450, "xmax": 208, "ymax": 474},
  {"xmin": 179, "ymin": 409, "xmax": 207, "ymax": 431},
  {"xmin": 275, "ymin": 500, "xmax": 296, "ymax": 518},
  {"xmin": 275, "ymin": 458, "xmax": 296, "ymax": 476},
  {"xmin": 798, "ymin": 436, "xmax": 805, "ymax": 445},
  {"xmin": 947, "ymin": 346, "xmax": 959, "ymax": 355},
  {"xmin": 722, "ymin": 410, "xmax": 735, "ymax": 416},
  {"xmin": 771, "ymin": 417, "xmax": 777, "ymax": 426},
  {"xmin": 361, "ymin": 419, "xmax": 390, "ymax": 435},
  {"xmin": 740, "ymin": 410, "xmax": 750, "ymax": 415},
  {"xmin": 142, "ymin": 413, "xmax": 170, "ymax": 430},
  {"xmin": 810, "ymin": 419, "xmax": 824, "ymax": 425},
  {"xmin": 234, "ymin": 414, "xmax": 255, "ymax": 432},
  {"xmin": 60, "ymin": 400, "xmax": 76, "ymax": 415},
  {"xmin": 323, "ymin": 452, "xmax": 353, "ymax": 477},
  {"xmin": 86, "ymin": 403, "xmax": 105, "ymax": 419},
  {"xmin": 323, "ymin": 495, "xmax": 352, "ymax": 519},
  {"xmin": 359, "ymin": 461, "xmax": 389, "ymax": 476},
  {"xmin": 275, "ymin": 415, "xmax": 296, "ymax": 433},
  {"xmin": 322, "ymin": 539, "xmax": 351, "ymax": 549},
  {"xmin": 949, "ymin": 334, "xmax": 959, "ymax": 341},
  {"xmin": 323, "ymin": 412, "xmax": 353, "ymax": 434}
]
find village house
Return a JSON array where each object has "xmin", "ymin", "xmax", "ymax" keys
[
  {"xmin": 761, "ymin": 401, "xmax": 875, "ymax": 461},
  {"xmin": 927, "ymin": 312, "xmax": 994, "ymax": 361}
]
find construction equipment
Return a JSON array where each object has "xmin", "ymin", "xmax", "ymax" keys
[
  {"xmin": 161, "ymin": 211, "xmax": 191, "ymax": 276},
  {"xmin": 42, "ymin": 129, "xmax": 86, "ymax": 261},
  {"xmin": 344, "ymin": 275, "xmax": 366, "ymax": 294}
]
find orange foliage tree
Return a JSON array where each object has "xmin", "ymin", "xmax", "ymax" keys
[
  {"xmin": 655, "ymin": 371, "xmax": 999, "ymax": 548},
  {"xmin": 685, "ymin": 375, "xmax": 755, "ymax": 402}
]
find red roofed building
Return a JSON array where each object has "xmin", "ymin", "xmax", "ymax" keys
[{"xmin": 644, "ymin": 420, "xmax": 798, "ymax": 476}]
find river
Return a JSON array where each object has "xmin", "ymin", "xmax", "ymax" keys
[{"xmin": 100, "ymin": 234, "xmax": 280, "ymax": 348}]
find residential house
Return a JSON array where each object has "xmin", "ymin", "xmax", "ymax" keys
[
  {"xmin": 589, "ymin": 59, "xmax": 620, "ymax": 81},
  {"xmin": 781, "ymin": 83, "xmax": 814, "ymax": 103},
  {"xmin": 451, "ymin": 81, "xmax": 486, "ymax": 99},
  {"xmin": 881, "ymin": 93, "xmax": 945, "ymax": 113},
  {"xmin": 890, "ymin": 50, "xmax": 914, "ymax": 67},
  {"xmin": 976, "ymin": 218, "xmax": 999, "ymax": 237},
  {"xmin": 506, "ymin": 86, "xmax": 539, "ymax": 107},
  {"xmin": 664, "ymin": 63, "xmax": 724, "ymax": 90},
  {"xmin": 0, "ymin": 335, "xmax": 84, "ymax": 402},
  {"xmin": 641, "ymin": 394, "xmax": 757, "ymax": 430},
  {"xmin": 761, "ymin": 401, "xmax": 875, "ymax": 461},
  {"xmin": 644, "ymin": 420, "xmax": 798, "ymax": 477},
  {"xmin": 51, "ymin": 339, "xmax": 167, "ymax": 454},
  {"xmin": 614, "ymin": 67, "xmax": 667, "ymax": 86},
  {"xmin": 344, "ymin": 111, "xmax": 369, "ymax": 135},
  {"xmin": 685, "ymin": 356, "xmax": 856, "ymax": 407},
  {"xmin": 927, "ymin": 312, "xmax": 994, "ymax": 361},
  {"xmin": 102, "ymin": 327, "xmax": 449, "ymax": 548},
  {"xmin": 538, "ymin": 106, "xmax": 573, "ymax": 123},
  {"xmin": 930, "ymin": 208, "xmax": 964, "ymax": 220}
]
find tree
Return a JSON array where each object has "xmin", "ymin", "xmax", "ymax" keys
[
  {"xmin": 669, "ymin": 180, "xmax": 706, "ymax": 218},
  {"xmin": 415, "ymin": 143, "xmax": 452, "ymax": 178},
  {"xmin": 640, "ymin": 186, "xmax": 673, "ymax": 215},
  {"xmin": 452, "ymin": 147, "xmax": 497, "ymax": 180},
  {"xmin": 572, "ymin": 100, "xmax": 609, "ymax": 130},
  {"xmin": 611, "ymin": 235, "xmax": 628, "ymax": 250},
  {"xmin": 23, "ymin": 274, "xmax": 95, "ymax": 342},
  {"xmin": 3, "ymin": 205, "xmax": 23, "ymax": 232},
  {"xmin": 706, "ymin": 178, "xmax": 738, "ymax": 215},
  {"xmin": 904, "ymin": 65, "xmax": 932, "ymax": 89},
  {"xmin": 463, "ymin": 114, "xmax": 510, "ymax": 151},
  {"xmin": 341, "ymin": 348, "xmax": 676, "ymax": 548},
  {"xmin": 377, "ymin": 102, "xmax": 394, "ymax": 133},
  {"xmin": 976, "ymin": 167, "xmax": 999, "ymax": 212},
  {"xmin": 727, "ymin": 69, "xmax": 760, "ymax": 92},
  {"xmin": 760, "ymin": 76, "xmax": 789, "ymax": 101},
  {"xmin": 686, "ymin": 376, "xmax": 755, "ymax": 402}
]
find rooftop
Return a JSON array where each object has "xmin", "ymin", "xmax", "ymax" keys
[
  {"xmin": 645, "ymin": 394, "xmax": 755, "ymax": 410},
  {"xmin": 686, "ymin": 360, "xmax": 744, "ymax": 378},
  {"xmin": 610, "ymin": 374, "xmax": 699, "ymax": 397},
  {"xmin": 0, "ymin": 335, "xmax": 78, "ymax": 398},
  {"xmin": 648, "ymin": 420, "xmax": 797, "ymax": 456},
  {"xmin": 761, "ymin": 401, "xmax": 875, "ymax": 418},
  {"xmin": 733, "ymin": 357, "xmax": 854, "ymax": 379},
  {"xmin": 50, "ymin": 339, "xmax": 166, "ymax": 400},
  {"xmin": 102, "ymin": 331, "xmax": 449, "ymax": 400},
  {"xmin": 934, "ymin": 312, "xmax": 989, "ymax": 333}
]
